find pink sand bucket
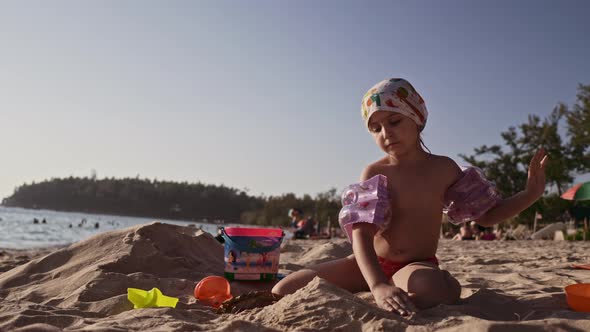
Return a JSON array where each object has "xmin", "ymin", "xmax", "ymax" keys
[{"xmin": 221, "ymin": 227, "xmax": 284, "ymax": 281}]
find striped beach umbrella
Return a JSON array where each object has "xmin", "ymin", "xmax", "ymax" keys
[{"xmin": 561, "ymin": 182, "xmax": 590, "ymax": 201}]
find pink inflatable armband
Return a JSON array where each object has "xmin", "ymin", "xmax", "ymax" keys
[
  {"xmin": 339, "ymin": 175, "xmax": 390, "ymax": 242},
  {"xmin": 444, "ymin": 167, "xmax": 501, "ymax": 224}
]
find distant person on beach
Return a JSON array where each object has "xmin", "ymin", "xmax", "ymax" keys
[
  {"xmin": 294, "ymin": 216, "xmax": 316, "ymax": 239},
  {"xmin": 494, "ymin": 226, "xmax": 504, "ymax": 239},
  {"xmin": 273, "ymin": 78, "xmax": 549, "ymax": 316},
  {"xmin": 443, "ymin": 230, "xmax": 455, "ymax": 239},
  {"xmin": 474, "ymin": 224, "xmax": 487, "ymax": 240},
  {"xmin": 453, "ymin": 221, "xmax": 477, "ymax": 240},
  {"xmin": 289, "ymin": 208, "xmax": 310, "ymax": 239},
  {"xmin": 303, "ymin": 216, "xmax": 317, "ymax": 237},
  {"xmin": 480, "ymin": 227, "xmax": 496, "ymax": 241},
  {"xmin": 295, "ymin": 218, "xmax": 317, "ymax": 239},
  {"xmin": 289, "ymin": 208, "xmax": 303, "ymax": 229}
]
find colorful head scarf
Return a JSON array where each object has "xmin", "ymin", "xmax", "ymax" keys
[{"xmin": 361, "ymin": 78, "xmax": 428, "ymax": 131}]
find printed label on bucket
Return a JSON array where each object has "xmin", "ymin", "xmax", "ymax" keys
[
  {"xmin": 224, "ymin": 272, "xmax": 277, "ymax": 281},
  {"xmin": 224, "ymin": 235, "xmax": 281, "ymax": 281}
]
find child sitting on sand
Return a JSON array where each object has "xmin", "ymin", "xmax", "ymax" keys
[
  {"xmin": 453, "ymin": 221, "xmax": 477, "ymax": 240},
  {"xmin": 272, "ymin": 78, "xmax": 548, "ymax": 316}
]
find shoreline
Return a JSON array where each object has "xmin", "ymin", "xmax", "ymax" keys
[{"xmin": 0, "ymin": 204, "xmax": 233, "ymax": 225}]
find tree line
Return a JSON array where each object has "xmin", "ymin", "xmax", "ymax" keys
[{"xmin": 1, "ymin": 176, "xmax": 341, "ymax": 228}]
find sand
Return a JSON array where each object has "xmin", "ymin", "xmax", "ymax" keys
[{"xmin": 1, "ymin": 222, "xmax": 590, "ymax": 331}]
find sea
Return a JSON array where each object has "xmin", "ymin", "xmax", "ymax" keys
[{"xmin": 0, "ymin": 206, "xmax": 226, "ymax": 249}]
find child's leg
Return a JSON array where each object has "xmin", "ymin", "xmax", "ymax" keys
[
  {"xmin": 272, "ymin": 254, "xmax": 368, "ymax": 295},
  {"xmin": 392, "ymin": 262, "xmax": 461, "ymax": 309}
]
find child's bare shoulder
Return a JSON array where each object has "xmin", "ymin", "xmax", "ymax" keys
[
  {"xmin": 427, "ymin": 154, "xmax": 463, "ymax": 187},
  {"xmin": 360, "ymin": 157, "xmax": 390, "ymax": 180}
]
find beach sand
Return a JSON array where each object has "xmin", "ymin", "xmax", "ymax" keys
[{"xmin": 1, "ymin": 222, "xmax": 590, "ymax": 331}]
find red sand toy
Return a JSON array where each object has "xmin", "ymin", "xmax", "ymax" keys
[
  {"xmin": 565, "ymin": 283, "xmax": 590, "ymax": 312},
  {"xmin": 194, "ymin": 276, "xmax": 233, "ymax": 308}
]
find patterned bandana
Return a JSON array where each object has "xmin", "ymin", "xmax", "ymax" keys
[{"xmin": 361, "ymin": 78, "xmax": 428, "ymax": 131}]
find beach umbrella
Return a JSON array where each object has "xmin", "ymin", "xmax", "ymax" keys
[
  {"xmin": 561, "ymin": 181, "xmax": 590, "ymax": 201},
  {"xmin": 562, "ymin": 181, "xmax": 590, "ymax": 241}
]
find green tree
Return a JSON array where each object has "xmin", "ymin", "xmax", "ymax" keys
[
  {"xmin": 566, "ymin": 84, "xmax": 590, "ymax": 172},
  {"xmin": 461, "ymin": 84, "xmax": 589, "ymax": 224}
]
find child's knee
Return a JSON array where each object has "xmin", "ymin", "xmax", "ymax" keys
[
  {"xmin": 272, "ymin": 277, "xmax": 298, "ymax": 296},
  {"xmin": 271, "ymin": 281, "xmax": 287, "ymax": 296},
  {"xmin": 444, "ymin": 271, "xmax": 461, "ymax": 304},
  {"xmin": 408, "ymin": 269, "xmax": 460, "ymax": 308}
]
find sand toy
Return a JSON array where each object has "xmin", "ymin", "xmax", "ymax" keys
[
  {"xmin": 194, "ymin": 276, "xmax": 233, "ymax": 308},
  {"xmin": 127, "ymin": 287, "xmax": 179, "ymax": 309},
  {"xmin": 565, "ymin": 283, "xmax": 590, "ymax": 312}
]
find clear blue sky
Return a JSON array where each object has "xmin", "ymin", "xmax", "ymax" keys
[{"xmin": 1, "ymin": 1, "xmax": 589, "ymax": 200}]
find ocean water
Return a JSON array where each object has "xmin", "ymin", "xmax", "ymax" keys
[{"xmin": 0, "ymin": 206, "xmax": 222, "ymax": 249}]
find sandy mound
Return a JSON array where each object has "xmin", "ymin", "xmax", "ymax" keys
[
  {"xmin": 1, "ymin": 223, "xmax": 590, "ymax": 331},
  {"xmin": 279, "ymin": 238, "xmax": 352, "ymax": 272},
  {"xmin": 0, "ymin": 222, "xmax": 226, "ymax": 330},
  {"xmin": 234, "ymin": 277, "xmax": 408, "ymax": 331},
  {"xmin": 0, "ymin": 247, "xmax": 59, "ymax": 273},
  {"xmin": 1, "ymin": 222, "xmax": 223, "ymax": 312}
]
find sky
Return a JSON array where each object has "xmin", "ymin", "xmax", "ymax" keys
[{"xmin": 1, "ymin": 1, "xmax": 589, "ymax": 200}]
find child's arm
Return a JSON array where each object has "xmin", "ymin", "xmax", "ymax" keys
[
  {"xmin": 351, "ymin": 223, "xmax": 388, "ymax": 289},
  {"xmin": 350, "ymin": 165, "xmax": 417, "ymax": 315},
  {"xmin": 476, "ymin": 148, "xmax": 549, "ymax": 227},
  {"xmin": 352, "ymin": 223, "xmax": 416, "ymax": 315},
  {"xmin": 353, "ymin": 166, "xmax": 388, "ymax": 292}
]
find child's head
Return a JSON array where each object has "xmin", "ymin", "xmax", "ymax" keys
[{"xmin": 361, "ymin": 78, "xmax": 429, "ymax": 155}]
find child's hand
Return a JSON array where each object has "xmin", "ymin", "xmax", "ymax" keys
[
  {"xmin": 371, "ymin": 283, "xmax": 417, "ymax": 316},
  {"xmin": 525, "ymin": 148, "xmax": 549, "ymax": 199}
]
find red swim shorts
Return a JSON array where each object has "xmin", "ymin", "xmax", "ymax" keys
[{"xmin": 377, "ymin": 256, "xmax": 439, "ymax": 279}]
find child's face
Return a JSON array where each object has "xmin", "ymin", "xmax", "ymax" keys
[{"xmin": 367, "ymin": 111, "xmax": 419, "ymax": 155}]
